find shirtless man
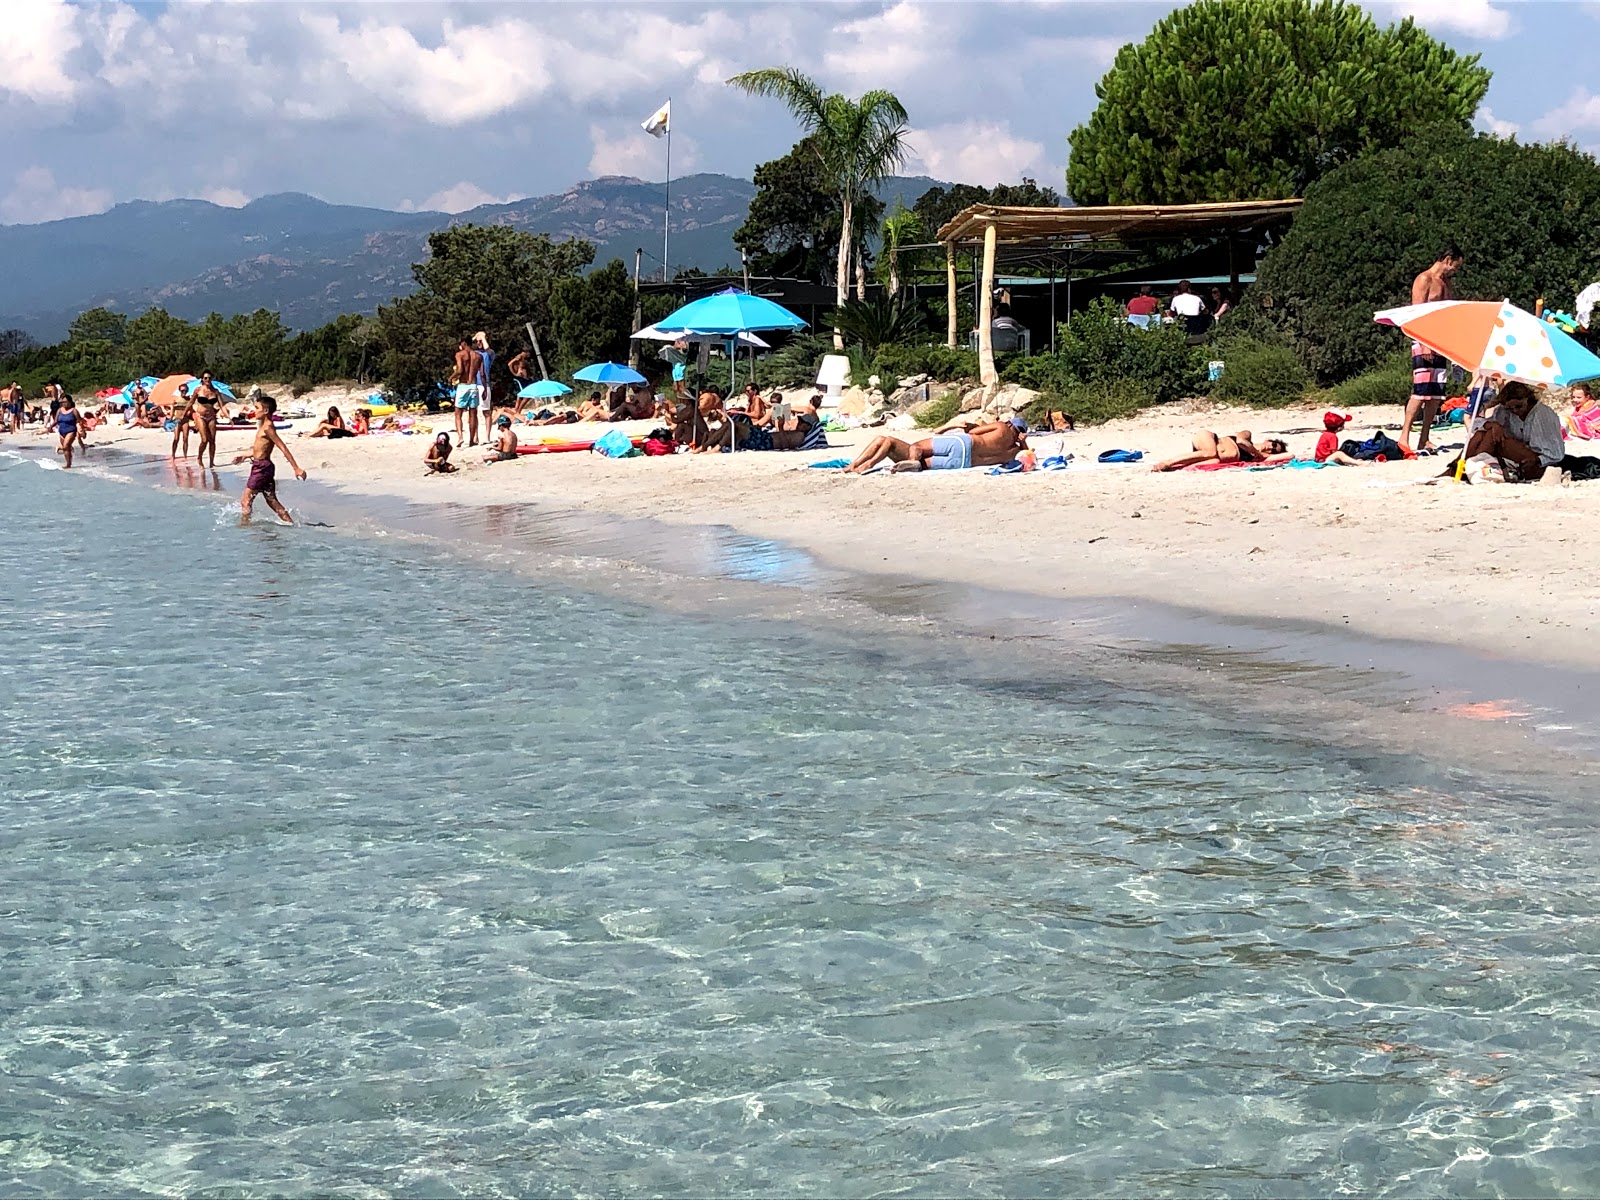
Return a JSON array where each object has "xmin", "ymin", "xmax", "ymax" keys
[
  {"xmin": 190, "ymin": 370, "xmax": 224, "ymax": 468},
  {"xmin": 3, "ymin": 382, "xmax": 21, "ymax": 433},
  {"xmin": 1401, "ymin": 245, "xmax": 1464, "ymax": 451},
  {"xmin": 232, "ymin": 397, "xmax": 306, "ymax": 524},
  {"xmin": 506, "ymin": 349, "xmax": 532, "ymax": 389},
  {"xmin": 612, "ymin": 385, "xmax": 654, "ymax": 421},
  {"xmin": 451, "ymin": 337, "xmax": 481, "ymax": 446},
  {"xmin": 576, "ymin": 391, "xmax": 611, "ymax": 422},
  {"xmin": 848, "ymin": 416, "xmax": 1028, "ymax": 473}
]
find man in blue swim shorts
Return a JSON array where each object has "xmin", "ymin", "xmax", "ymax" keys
[
  {"xmin": 451, "ymin": 337, "xmax": 482, "ymax": 446},
  {"xmin": 847, "ymin": 415, "xmax": 1027, "ymax": 474}
]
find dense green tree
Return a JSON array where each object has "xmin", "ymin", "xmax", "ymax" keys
[
  {"xmin": 123, "ymin": 306, "xmax": 200, "ymax": 376},
  {"xmin": 879, "ymin": 206, "xmax": 922, "ymax": 297},
  {"xmin": 1242, "ymin": 126, "xmax": 1600, "ymax": 382},
  {"xmin": 729, "ymin": 68, "xmax": 909, "ymax": 342},
  {"xmin": 68, "ymin": 307, "xmax": 129, "ymax": 348},
  {"xmin": 1066, "ymin": 0, "xmax": 1491, "ymax": 205},
  {"xmin": 281, "ymin": 314, "xmax": 368, "ymax": 387},
  {"xmin": 376, "ymin": 224, "xmax": 594, "ymax": 390},
  {"xmin": 734, "ymin": 136, "xmax": 883, "ymax": 282},
  {"xmin": 911, "ymin": 179, "xmax": 1060, "ymax": 237},
  {"xmin": 550, "ymin": 259, "xmax": 636, "ymax": 372}
]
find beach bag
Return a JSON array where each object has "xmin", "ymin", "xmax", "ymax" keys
[
  {"xmin": 1346, "ymin": 433, "xmax": 1407, "ymax": 462},
  {"xmin": 592, "ymin": 428, "xmax": 635, "ymax": 458},
  {"xmin": 642, "ymin": 436, "xmax": 674, "ymax": 457},
  {"xmin": 1560, "ymin": 454, "xmax": 1600, "ymax": 482}
]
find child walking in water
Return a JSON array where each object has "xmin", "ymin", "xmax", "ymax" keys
[{"xmin": 231, "ymin": 397, "xmax": 306, "ymax": 523}]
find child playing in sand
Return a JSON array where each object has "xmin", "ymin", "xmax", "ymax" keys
[{"xmin": 425, "ymin": 432, "xmax": 457, "ymax": 473}]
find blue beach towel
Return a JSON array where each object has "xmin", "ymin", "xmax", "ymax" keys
[{"xmin": 808, "ymin": 458, "xmax": 852, "ymax": 469}]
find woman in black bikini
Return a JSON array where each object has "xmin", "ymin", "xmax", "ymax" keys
[{"xmin": 1152, "ymin": 430, "xmax": 1289, "ymax": 472}]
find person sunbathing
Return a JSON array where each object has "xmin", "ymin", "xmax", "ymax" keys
[
  {"xmin": 424, "ymin": 432, "xmax": 457, "ymax": 473},
  {"xmin": 522, "ymin": 408, "xmax": 580, "ymax": 426},
  {"xmin": 576, "ymin": 392, "xmax": 611, "ymax": 422},
  {"xmin": 1151, "ymin": 430, "xmax": 1289, "ymax": 472},
  {"xmin": 847, "ymin": 417, "xmax": 1028, "ymax": 473},
  {"xmin": 306, "ymin": 406, "xmax": 355, "ymax": 438},
  {"xmin": 1568, "ymin": 383, "xmax": 1600, "ymax": 440},
  {"xmin": 698, "ymin": 402, "xmax": 829, "ymax": 452},
  {"xmin": 611, "ymin": 386, "xmax": 655, "ymax": 421}
]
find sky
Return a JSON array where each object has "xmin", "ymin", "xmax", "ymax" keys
[{"xmin": 3, "ymin": 0, "xmax": 1600, "ymax": 225}]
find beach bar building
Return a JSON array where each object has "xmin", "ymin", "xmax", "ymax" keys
[{"xmin": 934, "ymin": 199, "xmax": 1303, "ymax": 390}]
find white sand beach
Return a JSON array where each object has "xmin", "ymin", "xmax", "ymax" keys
[{"xmin": 55, "ymin": 394, "xmax": 1600, "ymax": 671}]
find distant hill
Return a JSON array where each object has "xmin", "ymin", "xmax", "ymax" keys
[{"xmin": 0, "ymin": 172, "xmax": 951, "ymax": 340}]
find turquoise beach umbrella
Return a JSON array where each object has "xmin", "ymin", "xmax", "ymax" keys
[
  {"xmin": 573, "ymin": 362, "xmax": 646, "ymax": 386},
  {"xmin": 518, "ymin": 379, "xmax": 573, "ymax": 399},
  {"xmin": 653, "ymin": 288, "xmax": 807, "ymax": 336}
]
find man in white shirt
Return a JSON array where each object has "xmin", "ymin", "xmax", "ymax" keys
[
  {"xmin": 1464, "ymin": 380, "xmax": 1565, "ymax": 480},
  {"xmin": 1169, "ymin": 280, "xmax": 1207, "ymax": 334}
]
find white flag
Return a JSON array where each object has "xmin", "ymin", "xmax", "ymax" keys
[{"xmin": 642, "ymin": 100, "xmax": 670, "ymax": 139}]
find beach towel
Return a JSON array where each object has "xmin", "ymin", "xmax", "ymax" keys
[
  {"xmin": 592, "ymin": 429, "xmax": 636, "ymax": 458},
  {"xmin": 1253, "ymin": 458, "xmax": 1328, "ymax": 470},
  {"xmin": 807, "ymin": 458, "xmax": 852, "ymax": 469},
  {"xmin": 1187, "ymin": 458, "xmax": 1261, "ymax": 471}
]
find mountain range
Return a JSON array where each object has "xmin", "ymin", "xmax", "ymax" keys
[{"xmin": 0, "ymin": 172, "xmax": 947, "ymax": 341}]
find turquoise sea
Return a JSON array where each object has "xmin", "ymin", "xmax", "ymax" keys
[{"xmin": 4, "ymin": 448, "xmax": 1599, "ymax": 1197}]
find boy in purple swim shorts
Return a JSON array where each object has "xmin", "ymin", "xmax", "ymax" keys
[{"xmin": 232, "ymin": 397, "xmax": 306, "ymax": 524}]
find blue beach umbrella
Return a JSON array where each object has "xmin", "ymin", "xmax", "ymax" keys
[
  {"xmin": 653, "ymin": 288, "xmax": 807, "ymax": 336},
  {"xmin": 518, "ymin": 379, "xmax": 573, "ymax": 399},
  {"xmin": 573, "ymin": 362, "xmax": 647, "ymax": 386},
  {"xmin": 203, "ymin": 379, "xmax": 237, "ymax": 398}
]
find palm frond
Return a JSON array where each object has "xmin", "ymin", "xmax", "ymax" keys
[{"xmin": 727, "ymin": 67, "xmax": 829, "ymax": 130}]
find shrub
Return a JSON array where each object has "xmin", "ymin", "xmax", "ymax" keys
[
  {"xmin": 1330, "ymin": 351, "xmax": 1413, "ymax": 409},
  {"xmin": 289, "ymin": 376, "xmax": 314, "ymax": 397},
  {"xmin": 1056, "ymin": 379, "xmax": 1151, "ymax": 427},
  {"xmin": 1208, "ymin": 335, "xmax": 1310, "ymax": 407},
  {"xmin": 872, "ymin": 342, "xmax": 979, "ymax": 383},
  {"xmin": 1245, "ymin": 124, "xmax": 1600, "ymax": 382},
  {"xmin": 1053, "ymin": 297, "xmax": 1206, "ymax": 404},
  {"xmin": 913, "ymin": 390, "xmax": 965, "ymax": 428},
  {"xmin": 761, "ymin": 333, "xmax": 832, "ymax": 388}
]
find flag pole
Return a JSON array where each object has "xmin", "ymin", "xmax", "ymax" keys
[{"xmin": 663, "ymin": 100, "xmax": 672, "ymax": 282}]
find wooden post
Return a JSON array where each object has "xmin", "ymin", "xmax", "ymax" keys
[
  {"xmin": 945, "ymin": 240, "xmax": 958, "ymax": 348},
  {"xmin": 978, "ymin": 221, "xmax": 998, "ymax": 391}
]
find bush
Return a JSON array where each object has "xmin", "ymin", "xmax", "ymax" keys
[
  {"xmin": 1245, "ymin": 125, "xmax": 1600, "ymax": 382},
  {"xmin": 913, "ymin": 389, "xmax": 965, "ymax": 428},
  {"xmin": 1061, "ymin": 379, "xmax": 1152, "ymax": 426},
  {"xmin": 289, "ymin": 376, "xmax": 314, "ymax": 397},
  {"xmin": 1054, "ymin": 297, "xmax": 1206, "ymax": 403},
  {"xmin": 1208, "ymin": 335, "xmax": 1310, "ymax": 406},
  {"xmin": 762, "ymin": 333, "xmax": 832, "ymax": 388},
  {"xmin": 1329, "ymin": 351, "xmax": 1413, "ymax": 409},
  {"xmin": 872, "ymin": 342, "xmax": 979, "ymax": 383}
]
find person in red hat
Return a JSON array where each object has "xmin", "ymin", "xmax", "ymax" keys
[{"xmin": 1314, "ymin": 411, "xmax": 1365, "ymax": 465}]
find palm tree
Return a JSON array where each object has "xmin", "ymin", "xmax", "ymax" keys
[
  {"xmin": 728, "ymin": 68, "xmax": 910, "ymax": 348},
  {"xmin": 879, "ymin": 205, "xmax": 922, "ymax": 298}
]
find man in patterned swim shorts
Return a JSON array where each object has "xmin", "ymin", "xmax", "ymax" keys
[{"xmin": 1401, "ymin": 245, "xmax": 1463, "ymax": 452}]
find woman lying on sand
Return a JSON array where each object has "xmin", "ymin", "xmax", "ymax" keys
[{"xmin": 1151, "ymin": 430, "xmax": 1289, "ymax": 472}]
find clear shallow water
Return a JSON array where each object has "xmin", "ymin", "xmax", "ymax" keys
[{"xmin": 3, "ymin": 454, "xmax": 1600, "ymax": 1197}]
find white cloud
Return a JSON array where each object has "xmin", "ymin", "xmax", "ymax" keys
[
  {"xmin": 588, "ymin": 124, "xmax": 696, "ymax": 179},
  {"xmin": 0, "ymin": 0, "xmax": 82, "ymax": 104},
  {"xmin": 201, "ymin": 187, "xmax": 250, "ymax": 208},
  {"xmin": 1474, "ymin": 105, "xmax": 1518, "ymax": 138},
  {"xmin": 904, "ymin": 121, "xmax": 1049, "ymax": 185},
  {"xmin": 1533, "ymin": 88, "xmax": 1600, "ymax": 139},
  {"xmin": 1378, "ymin": 0, "xmax": 1515, "ymax": 39},
  {"xmin": 408, "ymin": 182, "xmax": 519, "ymax": 214},
  {"xmin": 823, "ymin": 2, "xmax": 939, "ymax": 88},
  {"xmin": 1, "ymin": 166, "xmax": 113, "ymax": 225}
]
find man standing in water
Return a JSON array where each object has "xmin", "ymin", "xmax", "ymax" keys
[
  {"xmin": 191, "ymin": 371, "xmax": 224, "ymax": 469},
  {"xmin": 1401, "ymin": 245, "xmax": 1464, "ymax": 452},
  {"xmin": 451, "ymin": 337, "xmax": 481, "ymax": 446},
  {"xmin": 232, "ymin": 397, "xmax": 306, "ymax": 524}
]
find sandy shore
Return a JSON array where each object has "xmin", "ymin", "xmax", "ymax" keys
[{"xmin": 39, "ymin": 394, "xmax": 1600, "ymax": 670}]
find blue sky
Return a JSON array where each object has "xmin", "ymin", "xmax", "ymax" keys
[{"xmin": 2, "ymin": 0, "xmax": 1598, "ymax": 223}]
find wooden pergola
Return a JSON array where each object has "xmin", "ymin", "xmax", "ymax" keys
[{"xmin": 936, "ymin": 199, "xmax": 1304, "ymax": 388}]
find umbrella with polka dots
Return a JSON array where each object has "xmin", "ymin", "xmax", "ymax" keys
[{"xmin": 1375, "ymin": 299, "xmax": 1600, "ymax": 386}]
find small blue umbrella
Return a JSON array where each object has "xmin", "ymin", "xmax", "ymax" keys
[
  {"xmin": 202, "ymin": 379, "xmax": 237, "ymax": 398},
  {"xmin": 573, "ymin": 362, "xmax": 647, "ymax": 385},
  {"xmin": 653, "ymin": 288, "xmax": 807, "ymax": 336},
  {"xmin": 518, "ymin": 379, "xmax": 573, "ymax": 399}
]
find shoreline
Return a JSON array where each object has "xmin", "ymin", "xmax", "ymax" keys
[
  {"xmin": 49, "ymin": 394, "xmax": 1598, "ymax": 668},
  {"xmin": 16, "ymin": 423, "xmax": 1600, "ymax": 780}
]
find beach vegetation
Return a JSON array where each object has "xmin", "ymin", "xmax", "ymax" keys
[
  {"xmin": 728, "ymin": 68, "xmax": 910, "ymax": 342},
  {"xmin": 878, "ymin": 205, "xmax": 922, "ymax": 297},
  {"xmin": 375, "ymin": 224, "xmax": 594, "ymax": 392},
  {"xmin": 759, "ymin": 332, "xmax": 833, "ymax": 389},
  {"xmin": 913, "ymin": 389, "xmax": 966, "ymax": 428},
  {"xmin": 1066, "ymin": 0, "xmax": 1491, "ymax": 205},
  {"xmin": 1328, "ymin": 351, "xmax": 1413, "ymax": 409},
  {"xmin": 550, "ymin": 259, "xmax": 637, "ymax": 373},
  {"xmin": 829, "ymin": 295, "xmax": 927, "ymax": 355},
  {"xmin": 735, "ymin": 136, "xmax": 884, "ymax": 283},
  {"xmin": 1207, "ymin": 333, "xmax": 1310, "ymax": 407},
  {"xmin": 1242, "ymin": 125, "xmax": 1600, "ymax": 381},
  {"xmin": 870, "ymin": 344, "xmax": 980, "ymax": 385},
  {"xmin": 1034, "ymin": 297, "xmax": 1205, "ymax": 405}
]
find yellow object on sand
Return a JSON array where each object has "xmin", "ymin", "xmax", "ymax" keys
[{"xmin": 365, "ymin": 403, "xmax": 396, "ymax": 417}]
